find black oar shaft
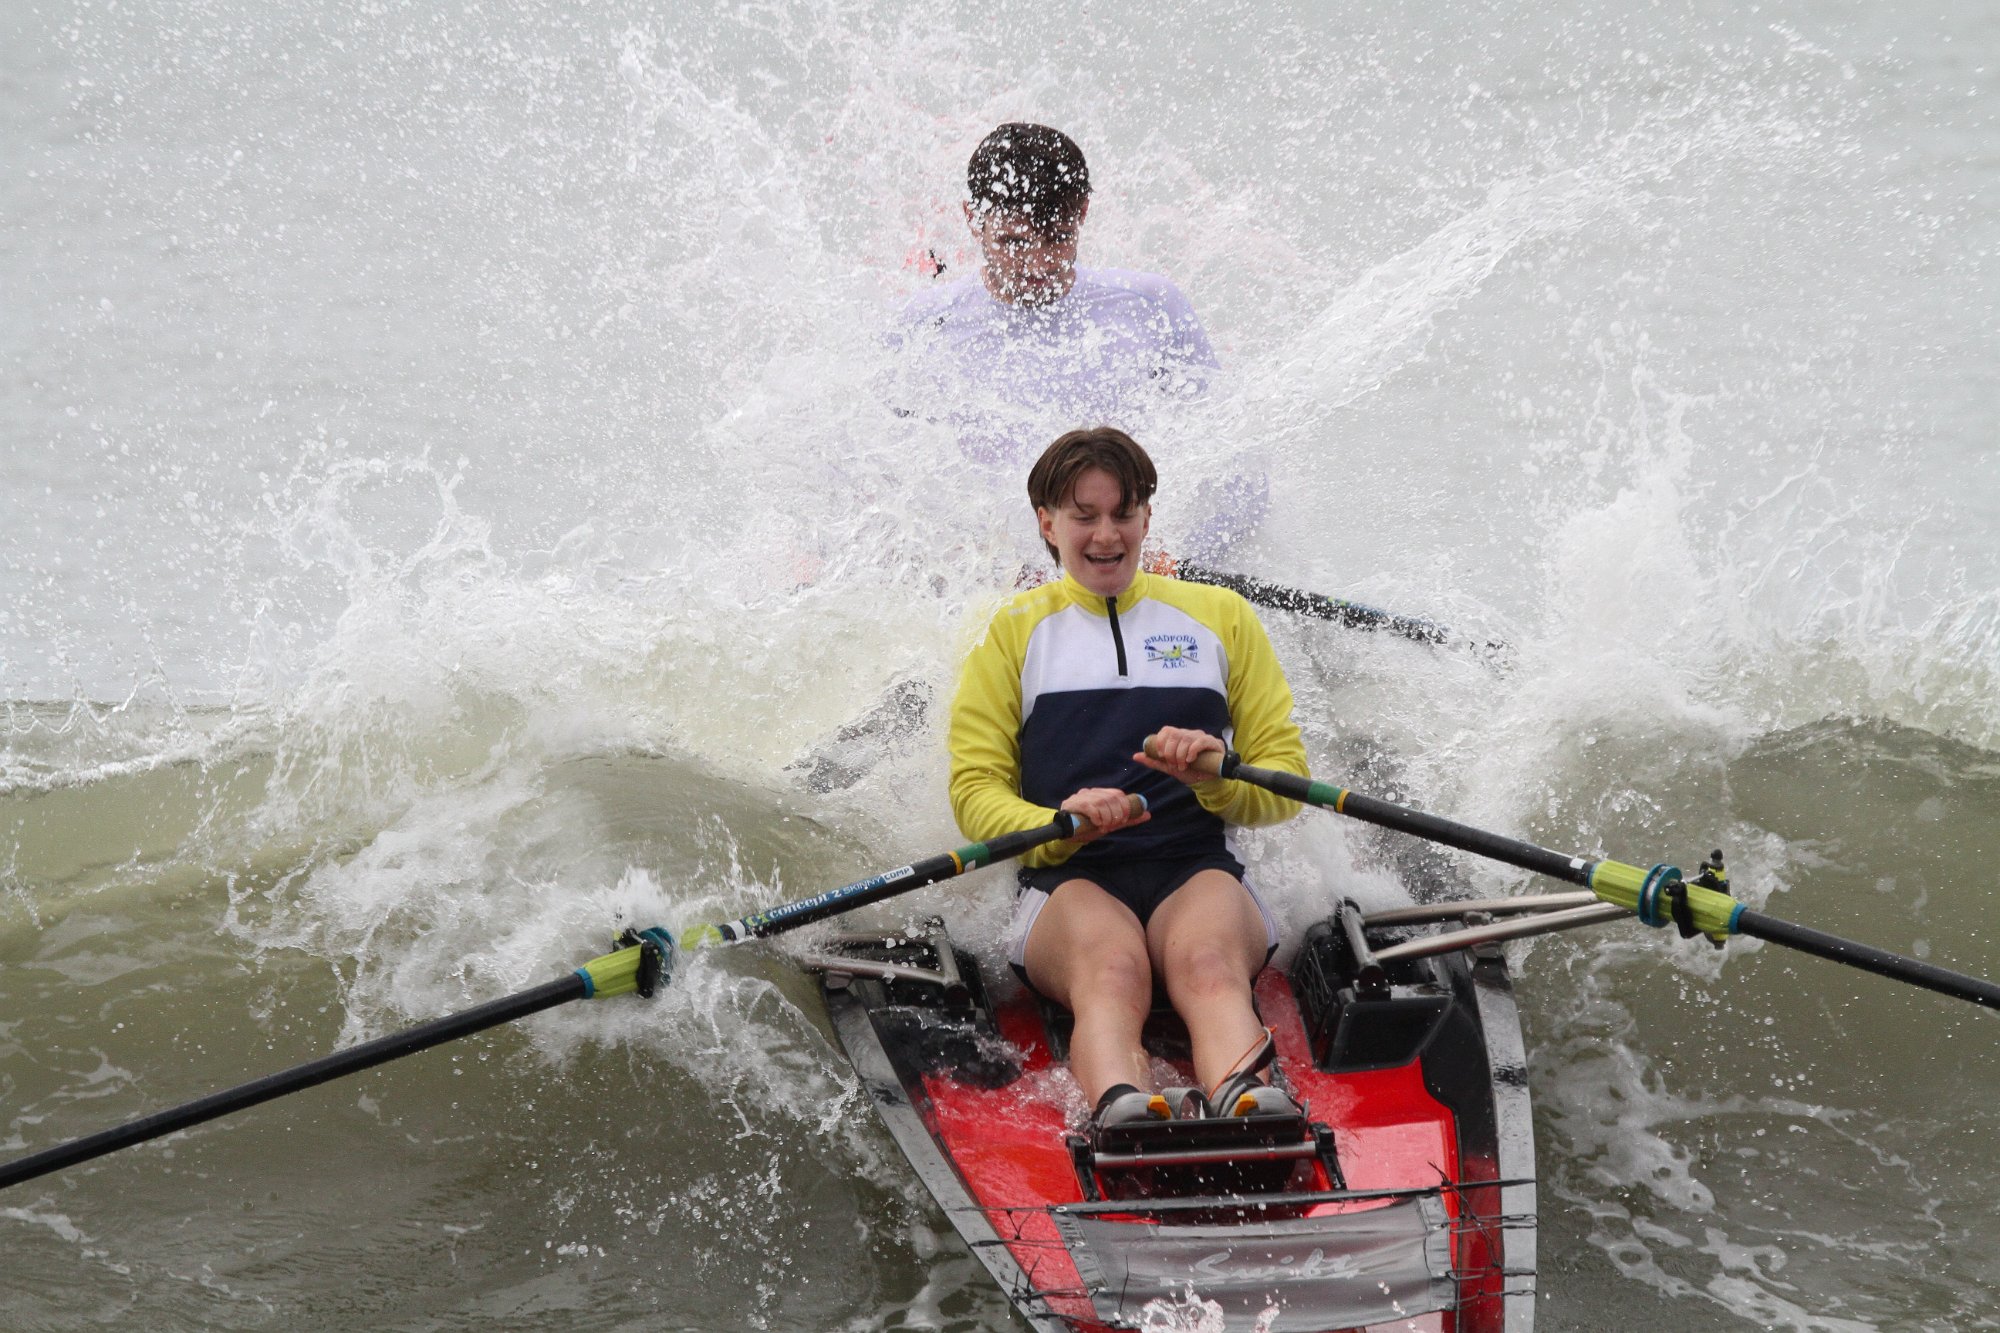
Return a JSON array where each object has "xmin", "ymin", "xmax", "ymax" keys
[
  {"xmin": 698, "ymin": 799, "xmax": 1148, "ymax": 945},
  {"xmin": 1736, "ymin": 911, "xmax": 2000, "ymax": 1011},
  {"xmin": 1176, "ymin": 561, "xmax": 1450, "ymax": 645},
  {"xmin": 732, "ymin": 818, "xmax": 1082, "ymax": 940},
  {"xmin": 0, "ymin": 975, "xmax": 584, "ymax": 1191},
  {"xmin": 1236, "ymin": 760, "xmax": 1596, "ymax": 889}
]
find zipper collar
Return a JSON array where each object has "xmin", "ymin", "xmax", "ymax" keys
[{"xmin": 1059, "ymin": 570, "xmax": 1150, "ymax": 616}]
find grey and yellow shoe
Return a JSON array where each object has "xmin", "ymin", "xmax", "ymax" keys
[
  {"xmin": 1209, "ymin": 1073, "xmax": 1304, "ymax": 1119},
  {"xmin": 1090, "ymin": 1083, "xmax": 1173, "ymax": 1131}
]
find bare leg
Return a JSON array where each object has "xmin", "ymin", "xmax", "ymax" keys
[
  {"xmin": 1022, "ymin": 879, "xmax": 1155, "ymax": 1106},
  {"xmin": 1145, "ymin": 869, "xmax": 1271, "ymax": 1095}
]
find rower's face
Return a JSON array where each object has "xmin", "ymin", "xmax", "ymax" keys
[
  {"xmin": 1040, "ymin": 467, "xmax": 1149, "ymax": 597},
  {"xmin": 965, "ymin": 203, "xmax": 1082, "ymax": 306}
]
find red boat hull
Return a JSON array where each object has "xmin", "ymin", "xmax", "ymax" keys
[{"xmin": 822, "ymin": 907, "xmax": 1536, "ymax": 1332}]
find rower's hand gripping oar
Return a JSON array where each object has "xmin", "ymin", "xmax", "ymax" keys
[
  {"xmin": 0, "ymin": 797, "xmax": 1143, "ymax": 1193},
  {"xmin": 1145, "ymin": 736, "xmax": 2000, "ymax": 1012}
]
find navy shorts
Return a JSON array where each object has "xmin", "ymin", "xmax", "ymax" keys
[{"xmin": 1017, "ymin": 853, "xmax": 1248, "ymax": 925}]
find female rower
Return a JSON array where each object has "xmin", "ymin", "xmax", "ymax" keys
[{"xmin": 947, "ymin": 426, "xmax": 1309, "ymax": 1132}]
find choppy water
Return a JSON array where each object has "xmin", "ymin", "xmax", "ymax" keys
[{"xmin": 4, "ymin": 1, "xmax": 1997, "ymax": 1329}]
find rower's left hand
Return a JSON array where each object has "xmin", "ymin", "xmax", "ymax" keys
[{"xmin": 1134, "ymin": 727, "xmax": 1225, "ymax": 786}]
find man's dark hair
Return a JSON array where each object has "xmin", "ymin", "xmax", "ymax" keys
[
  {"xmin": 967, "ymin": 123, "xmax": 1091, "ymax": 233},
  {"xmin": 1027, "ymin": 427, "xmax": 1157, "ymax": 564}
]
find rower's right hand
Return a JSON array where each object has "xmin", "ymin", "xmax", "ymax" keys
[{"xmin": 1059, "ymin": 788, "xmax": 1150, "ymax": 844}]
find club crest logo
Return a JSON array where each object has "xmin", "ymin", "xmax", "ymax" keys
[{"xmin": 1144, "ymin": 634, "xmax": 1199, "ymax": 669}]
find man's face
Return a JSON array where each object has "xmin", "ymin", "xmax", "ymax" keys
[{"xmin": 964, "ymin": 202, "xmax": 1084, "ymax": 306}]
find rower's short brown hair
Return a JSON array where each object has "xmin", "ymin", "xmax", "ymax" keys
[
  {"xmin": 1027, "ymin": 427, "xmax": 1157, "ymax": 563},
  {"xmin": 967, "ymin": 123, "xmax": 1091, "ymax": 233}
]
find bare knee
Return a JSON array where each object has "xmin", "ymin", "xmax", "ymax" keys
[
  {"xmin": 1163, "ymin": 941, "xmax": 1253, "ymax": 1005},
  {"xmin": 1023, "ymin": 880, "xmax": 1155, "ymax": 1017},
  {"xmin": 1071, "ymin": 945, "xmax": 1153, "ymax": 1010}
]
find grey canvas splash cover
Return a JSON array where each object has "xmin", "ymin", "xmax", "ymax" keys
[{"xmin": 1052, "ymin": 1193, "xmax": 1455, "ymax": 1331}]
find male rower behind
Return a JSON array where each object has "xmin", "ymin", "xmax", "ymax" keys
[
  {"xmin": 885, "ymin": 122, "xmax": 1266, "ymax": 565},
  {"xmin": 948, "ymin": 426, "xmax": 1307, "ymax": 1134}
]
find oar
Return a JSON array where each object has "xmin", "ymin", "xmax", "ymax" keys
[
  {"xmin": 1174, "ymin": 560, "xmax": 1510, "ymax": 661},
  {"xmin": 679, "ymin": 794, "xmax": 1141, "ymax": 945},
  {"xmin": 1146, "ymin": 737, "xmax": 2000, "ymax": 1011},
  {"xmin": 0, "ymin": 799, "xmax": 1141, "ymax": 1192}
]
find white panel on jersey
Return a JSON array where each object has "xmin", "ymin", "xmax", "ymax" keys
[{"xmin": 1018, "ymin": 598, "xmax": 1228, "ymax": 722}]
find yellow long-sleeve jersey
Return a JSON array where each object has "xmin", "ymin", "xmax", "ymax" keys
[{"xmin": 949, "ymin": 570, "xmax": 1307, "ymax": 869}]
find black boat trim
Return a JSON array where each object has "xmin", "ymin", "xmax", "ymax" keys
[{"xmin": 824, "ymin": 968, "xmax": 1075, "ymax": 1333}]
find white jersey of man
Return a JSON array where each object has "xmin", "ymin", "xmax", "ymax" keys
[
  {"xmin": 885, "ymin": 265, "xmax": 1268, "ymax": 565},
  {"xmin": 887, "ymin": 266, "xmax": 1219, "ymax": 470}
]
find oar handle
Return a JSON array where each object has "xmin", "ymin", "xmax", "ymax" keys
[
  {"xmin": 685, "ymin": 794, "xmax": 1148, "ymax": 946},
  {"xmin": 1142, "ymin": 734, "xmax": 1230, "ymax": 779}
]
